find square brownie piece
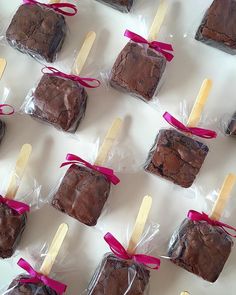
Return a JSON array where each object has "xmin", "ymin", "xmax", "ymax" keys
[
  {"xmin": 110, "ymin": 42, "xmax": 166, "ymax": 102},
  {"xmin": 195, "ymin": 0, "xmax": 236, "ymax": 54},
  {"xmin": 226, "ymin": 112, "xmax": 236, "ymax": 136},
  {"xmin": 88, "ymin": 253, "xmax": 150, "ymax": 295},
  {"xmin": 144, "ymin": 129, "xmax": 209, "ymax": 188},
  {"xmin": 96, "ymin": 0, "xmax": 134, "ymax": 13},
  {"xmin": 0, "ymin": 203, "xmax": 27, "ymax": 259},
  {"xmin": 7, "ymin": 275, "xmax": 58, "ymax": 295},
  {"xmin": 6, "ymin": 3, "xmax": 66, "ymax": 62},
  {"xmin": 27, "ymin": 74, "xmax": 87, "ymax": 133},
  {"xmin": 52, "ymin": 164, "xmax": 111, "ymax": 226},
  {"xmin": 168, "ymin": 218, "xmax": 233, "ymax": 282},
  {"xmin": 0, "ymin": 120, "xmax": 6, "ymax": 145}
]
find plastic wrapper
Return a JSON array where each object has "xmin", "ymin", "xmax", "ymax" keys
[
  {"xmin": 21, "ymin": 71, "xmax": 88, "ymax": 133},
  {"xmin": 195, "ymin": 0, "xmax": 236, "ymax": 55},
  {"xmin": 219, "ymin": 112, "xmax": 236, "ymax": 137},
  {"xmin": 0, "ymin": 167, "xmax": 41, "ymax": 259},
  {"xmin": 4, "ymin": 1, "xmax": 77, "ymax": 63},
  {"xmin": 87, "ymin": 220, "xmax": 160, "ymax": 295}
]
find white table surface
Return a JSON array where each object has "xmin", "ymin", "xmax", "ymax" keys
[{"xmin": 1, "ymin": 0, "xmax": 236, "ymax": 294}]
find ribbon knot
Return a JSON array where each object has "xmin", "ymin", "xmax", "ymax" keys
[
  {"xmin": 61, "ymin": 154, "xmax": 120, "ymax": 185},
  {"xmin": 0, "ymin": 195, "xmax": 30, "ymax": 215},
  {"xmin": 124, "ymin": 30, "xmax": 174, "ymax": 62},
  {"xmin": 18, "ymin": 258, "xmax": 67, "ymax": 294},
  {"xmin": 23, "ymin": 0, "xmax": 77, "ymax": 16},
  {"xmin": 0, "ymin": 104, "xmax": 14, "ymax": 116},
  {"xmin": 104, "ymin": 233, "xmax": 161, "ymax": 270},
  {"xmin": 188, "ymin": 210, "xmax": 236, "ymax": 238},
  {"xmin": 163, "ymin": 112, "xmax": 217, "ymax": 139},
  {"xmin": 42, "ymin": 67, "xmax": 100, "ymax": 89}
]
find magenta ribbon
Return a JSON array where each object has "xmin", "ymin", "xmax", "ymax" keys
[
  {"xmin": 17, "ymin": 258, "xmax": 67, "ymax": 294},
  {"xmin": 163, "ymin": 112, "xmax": 217, "ymax": 139},
  {"xmin": 104, "ymin": 233, "xmax": 161, "ymax": 270},
  {"xmin": 61, "ymin": 153, "xmax": 120, "ymax": 185},
  {"xmin": 188, "ymin": 210, "xmax": 236, "ymax": 238},
  {"xmin": 124, "ymin": 30, "xmax": 174, "ymax": 62},
  {"xmin": 23, "ymin": 0, "xmax": 77, "ymax": 16},
  {"xmin": 0, "ymin": 104, "xmax": 14, "ymax": 115},
  {"xmin": 42, "ymin": 67, "xmax": 100, "ymax": 89},
  {"xmin": 0, "ymin": 195, "xmax": 30, "ymax": 215}
]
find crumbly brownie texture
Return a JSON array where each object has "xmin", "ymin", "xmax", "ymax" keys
[
  {"xmin": 7, "ymin": 275, "xmax": 58, "ymax": 295},
  {"xmin": 195, "ymin": 0, "xmax": 236, "ymax": 54},
  {"xmin": 29, "ymin": 74, "xmax": 87, "ymax": 133},
  {"xmin": 0, "ymin": 120, "xmax": 6, "ymax": 145},
  {"xmin": 6, "ymin": 3, "xmax": 66, "ymax": 62},
  {"xmin": 226, "ymin": 112, "xmax": 236, "ymax": 136},
  {"xmin": 96, "ymin": 0, "xmax": 134, "ymax": 13},
  {"xmin": 110, "ymin": 42, "xmax": 166, "ymax": 101},
  {"xmin": 144, "ymin": 129, "xmax": 209, "ymax": 188},
  {"xmin": 52, "ymin": 164, "xmax": 111, "ymax": 226},
  {"xmin": 88, "ymin": 253, "xmax": 150, "ymax": 294},
  {"xmin": 0, "ymin": 203, "xmax": 27, "ymax": 259},
  {"xmin": 168, "ymin": 218, "xmax": 233, "ymax": 282}
]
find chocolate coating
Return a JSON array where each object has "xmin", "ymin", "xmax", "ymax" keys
[
  {"xmin": 7, "ymin": 275, "xmax": 58, "ymax": 294},
  {"xmin": 168, "ymin": 218, "xmax": 233, "ymax": 282},
  {"xmin": 0, "ymin": 203, "xmax": 27, "ymax": 259},
  {"xmin": 0, "ymin": 120, "xmax": 6, "ymax": 145},
  {"xmin": 144, "ymin": 129, "xmax": 209, "ymax": 188},
  {"xmin": 226, "ymin": 112, "xmax": 236, "ymax": 136},
  {"xmin": 195, "ymin": 0, "xmax": 236, "ymax": 54},
  {"xmin": 95, "ymin": 0, "xmax": 134, "ymax": 12},
  {"xmin": 6, "ymin": 4, "xmax": 66, "ymax": 62},
  {"xmin": 88, "ymin": 253, "xmax": 150, "ymax": 295},
  {"xmin": 52, "ymin": 164, "xmax": 111, "ymax": 226},
  {"xmin": 28, "ymin": 74, "xmax": 87, "ymax": 133},
  {"xmin": 110, "ymin": 42, "xmax": 166, "ymax": 102}
]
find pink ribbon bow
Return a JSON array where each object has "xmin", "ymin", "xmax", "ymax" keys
[
  {"xmin": 23, "ymin": 0, "xmax": 77, "ymax": 16},
  {"xmin": 61, "ymin": 153, "xmax": 120, "ymax": 185},
  {"xmin": 42, "ymin": 67, "xmax": 101, "ymax": 89},
  {"xmin": 188, "ymin": 210, "xmax": 236, "ymax": 238},
  {"xmin": 124, "ymin": 30, "xmax": 174, "ymax": 62},
  {"xmin": 104, "ymin": 232, "xmax": 161, "ymax": 270},
  {"xmin": 163, "ymin": 112, "xmax": 217, "ymax": 139},
  {"xmin": 18, "ymin": 258, "xmax": 67, "ymax": 294},
  {"xmin": 0, "ymin": 104, "xmax": 14, "ymax": 115},
  {"xmin": 0, "ymin": 195, "xmax": 30, "ymax": 215}
]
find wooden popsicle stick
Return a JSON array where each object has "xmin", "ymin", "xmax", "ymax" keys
[
  {"xmin": 180, "ymin": 292, "xmax": 189, "ymax": 295},
  {"xmin": 94, "ymin": 118, "xmax": 123, "ymax": 166},
  {"xmin": 40, "ymin": 223, "xmax": 69, "ymax": 276},
  {"xmin": 148, "ymin": 0, "xmax": 168, "ymax": 42},
  {"xmin": 72, "ymin": 31, "xmax": 96, "ymax": 75},
  {"xmin": 210, "ymin": 173, "xmax": 236, "ymax": 221},
  {"xmin": 127, "ymin": 195, "xmax": 153, "ymax": 255},
  {"xmin": 187, "ymin": 79, "xmax": 213, "ymax": 127},
  {"xmin": 5, "ymin": 144, "xmax": 32, "ymax": 200},
  {"xmin": 0, "ymin": 58, "xmax": 7, "ymax": 81},
  {"xmin": 49, "ymin": 0, "xmax": 60, "ymax": 3}
]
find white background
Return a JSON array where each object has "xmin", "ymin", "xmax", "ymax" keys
[{"xmin": 0, "ymin": 0, "xmax": 236, "ymax": 294}]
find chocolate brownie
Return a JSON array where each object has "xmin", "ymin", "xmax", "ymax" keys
[
  {"xmin": 96, "ymin": 0, "xmax": 134, "ymax": 12},
  {"xmin": 226, "ymin": 112, "xmax": 236, "ymax": 136},
  {"xmin": 0, "ymin": 120, "xmax": 6, "ymax": 145},
  {"xmin": 6, "ymin": 3, "xmax": 66, "ymax": 62},
  {"xmin": 7, "ymin": 275, "xmax": 58, "ymax": 295},
  {"xmin": 195, "ymin": 0, "xmax": 236, "ymax": 54},
  {"xmin": 52, "ymin": 164, "xmax": 111, "ymax": 226},
  {"xmin": 144, "ymin": 129, "xmax": 209, "ymax": 188},
  {"xmin": 0, "ymin": 203, "xmax": 27, "ymax": 259},
  {"xmin": 168, "ymin": 218, "xmax": 233, "ymax": 282},
  {"xmin": 88, "ymin": 253, "xmax": 150, "ymax": 294},
  {"xmin": 28, "ymin": 74, "xmax": 87, "ymax": 133},
  {"xmin": 110, "ymin": 42, "xmax": 166, "ymax": 102}
]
